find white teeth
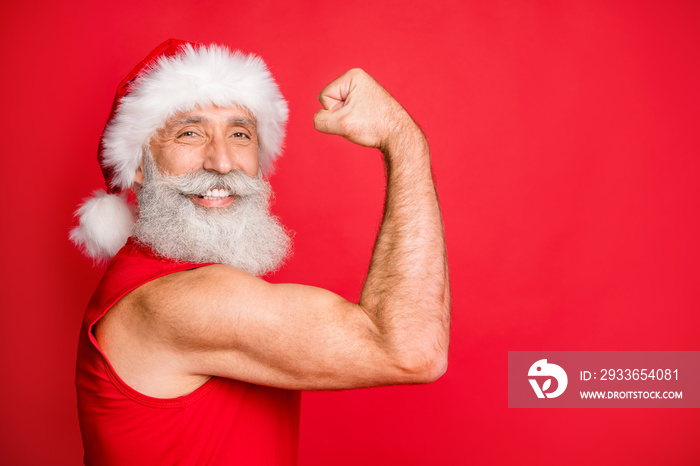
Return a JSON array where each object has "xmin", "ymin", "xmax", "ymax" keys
[{"xmin": 201, "ymin": 188, "xmax": 231, "ymax": 199}]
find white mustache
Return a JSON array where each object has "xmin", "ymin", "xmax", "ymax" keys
[{"xmin": 154, "ymin": 167, "xmax": 269, "ymax": 199}]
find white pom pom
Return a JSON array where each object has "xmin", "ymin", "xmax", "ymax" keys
[{"xmin": 70, "ymin": 190, "xmax": 135, "ymax": 263}]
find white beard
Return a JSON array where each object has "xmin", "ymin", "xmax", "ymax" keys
[{"xmin": 134, "ymin": 154, "xmax": 292, "ymax": 276}]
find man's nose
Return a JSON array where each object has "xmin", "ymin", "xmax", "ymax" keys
[{"xmin": 202, "ymin": 133, "xmax": 237, "ymax": 174}]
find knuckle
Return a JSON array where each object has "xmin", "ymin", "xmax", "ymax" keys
[
  {"xmin": 341, "ymin": 116, "xmax": 365, "ymax": 138},
  {"xmin": 347, "ymin": 68, "xmax": 366, "ymax": 80},
  {"xmin": 336, "ymin": 113, "xmax": 351, "ymax": 131}
]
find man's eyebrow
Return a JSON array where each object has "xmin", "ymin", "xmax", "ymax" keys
[
  {"xmin": 168, "ymin": 115, "xmax": 208, "ymax": 127},
  {"xmin": 228, "ymin": 117, "xmax": 256, "ymax": 128},
  {"xmin": 166, "ymin": 116, "xmax": 256, "ymax": 128}
]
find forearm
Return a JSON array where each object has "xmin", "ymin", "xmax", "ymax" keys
[{"xmin": 359, "ymin": 119, "xmax": 450, "ymax": 379}]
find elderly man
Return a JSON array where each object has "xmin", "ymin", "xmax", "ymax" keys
[{"xmin": 72, "ymin": 39, "xmax": 450, "ymax": 465}]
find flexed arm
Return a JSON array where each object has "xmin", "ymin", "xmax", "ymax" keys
[{"xmin": 314, "ymin": 69, "xmax": 450, "ymax": 378}]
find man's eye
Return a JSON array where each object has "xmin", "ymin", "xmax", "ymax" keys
[
  {"xmin": 178, "ymin": 131, "xmax": 197, "ymax": 138},
  {"xmin": 233, "ymin": 132, "xmax": 249, "ymax": 139}
]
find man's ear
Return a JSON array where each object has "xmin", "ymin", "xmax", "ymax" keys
[{"xmin": 134, "ymin": 159, "xmax": 145, "ymax": 187}]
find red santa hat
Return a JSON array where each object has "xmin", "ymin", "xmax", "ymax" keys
[{"xmin": 70, "ymin": 38, "xmax": 288, "ymax": 263}]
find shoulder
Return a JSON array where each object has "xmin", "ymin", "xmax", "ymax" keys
[{"xmin": 93, "ymin": 265, "xmax": 223, "ymax": 397}]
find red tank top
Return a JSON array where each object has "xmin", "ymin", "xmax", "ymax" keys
[{"xmin": 76, "ymin": 239, "xmax": 300, "ymax": 465}]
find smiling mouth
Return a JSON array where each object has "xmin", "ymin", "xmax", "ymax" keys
[{"xmin": 190, "ymin": 188, "xmax": 234, "ymax": 207}]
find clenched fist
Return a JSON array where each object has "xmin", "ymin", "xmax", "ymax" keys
[{"xmin": 313, "ymin": 69, "xmax": 422, "ymax": 153}]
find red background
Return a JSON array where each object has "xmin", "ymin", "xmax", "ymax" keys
[{"xmin": 1, "ymin": 0, "xmax": 699, "ymax": 464}]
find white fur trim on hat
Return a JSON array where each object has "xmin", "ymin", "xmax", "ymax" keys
[
  {"xmin": 102, "ymin": 43, "xmax": 288, "ymax": 190},
  {"xmin": 70, "ymin": 190, "xmax": 135, "ymax": 263}
]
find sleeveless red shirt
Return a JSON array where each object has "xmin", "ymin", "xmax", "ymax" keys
[{"xmin": 76, "ymin": 239, "xmax": 301, "ymax": 465}]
